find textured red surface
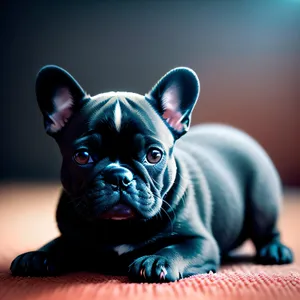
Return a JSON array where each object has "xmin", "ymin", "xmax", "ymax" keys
[
  {"xmin": 1, "ymin": 265, "xmax": 300, "ymax": 300},
  {"xmin": 0, "ymin": 184, "xmax": 299, "ymax": 300}
]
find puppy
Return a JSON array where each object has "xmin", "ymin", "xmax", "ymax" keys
[{"xmin": 10, "ymin": 66, "xmax": 293, "ymax": 282}]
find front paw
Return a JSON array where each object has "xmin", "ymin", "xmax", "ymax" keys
[
  {"xmin": 10, "ymin": 251, "xmax": 62, "ymax": 277},
  {"xmin": 128, "ymin": 255, "xmax": 182, "ymax": 283},
  {"xmin": 256, "ymin": 242, "xmax": 294, "ymax": 265}
]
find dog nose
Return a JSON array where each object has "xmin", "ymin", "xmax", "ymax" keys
[{"xmin": 102, "ymin": 164, "xmax": 133, "ymax": 188}]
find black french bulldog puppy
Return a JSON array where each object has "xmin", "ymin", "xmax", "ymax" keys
[{"xmin": 10, "ymin": 66, "xmax": 293, "ymax": 282}]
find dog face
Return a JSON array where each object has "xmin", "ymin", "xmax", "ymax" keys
[{"xmin": 36, "ymin": 66, "xmax": 200, "ymax": 222}]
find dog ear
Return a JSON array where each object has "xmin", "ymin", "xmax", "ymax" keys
[
  {"xmin": 36, "ymin": 65, "xmax": 87, "ymax": 135},
  {"xmin": 147, "ymin": 67, "xmax": 200, "ymax": 139}
]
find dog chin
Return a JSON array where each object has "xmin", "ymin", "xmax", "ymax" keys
[{"xmin": 80, "ymin": 189, "xmax": 162, "ymax": 222}]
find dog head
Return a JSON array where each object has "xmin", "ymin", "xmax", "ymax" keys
[{"xmin": 36, "ymin": 66, "xmax": 200, "ymax": 222}]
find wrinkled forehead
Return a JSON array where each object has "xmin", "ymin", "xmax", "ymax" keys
[{"xmin": 79, "ymin": 91, "xmax": 173, "ymax": 144}]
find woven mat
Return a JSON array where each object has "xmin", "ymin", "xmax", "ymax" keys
[{"xmin": 0, "ymin": 184, "xmax": 299, "ymax": 300}]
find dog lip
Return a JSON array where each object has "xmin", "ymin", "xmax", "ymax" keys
[{"xmin": 100, "ymin": 203, "xmax": 136, "ymax": 220}]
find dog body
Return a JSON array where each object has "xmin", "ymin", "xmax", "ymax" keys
[{"xmin": 11, "ymin": 66, "xmax": 293, "ymax": 282}]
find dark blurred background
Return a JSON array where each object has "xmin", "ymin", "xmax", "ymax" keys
[{"xmin": 0, "ymin": 0, "xmax": 299, "ymax": 186}]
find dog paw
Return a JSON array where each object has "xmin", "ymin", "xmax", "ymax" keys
[
  {"xmin": 198, "ymin": 263, "xmax": 217, "ymax": 274},
  {"xmin": 256, "ymin": 242, "xmax": 294, "ymax": 265},
  {"xmin": 10, "ymin": 251, "xmax": 62, "ymax": 277},
  {"xmin": 128, "ymin": 255, "xmax": 182, "ymax": 283}
]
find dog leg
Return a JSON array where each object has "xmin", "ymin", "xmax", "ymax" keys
[
  {"xmin": 10, "ymin": 236, "xmax": 76, "ymax": 276},
  {"xmin": 128, "ymin": 235, "xmax": 220, "ymax": 283},
  {"xmin": 249, "ymin": 168, "xmax": 293, "ymax": 265}
]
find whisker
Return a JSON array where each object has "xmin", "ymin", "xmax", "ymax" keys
[
  {"xmin": 162, "ymin": 199, "xmax": 177, "ymax": 229},
  {"xmin": 162, "ymin": 199, "xmax": 176, "ymax": 216},
  {"xmin": 156, "ymin": 210, "xmax": 163, "ymax": 222},
  {"xmin": 160, "ymin": 206, "xmax": 174, "ymax": 233}
]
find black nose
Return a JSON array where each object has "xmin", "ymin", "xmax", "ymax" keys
[{"xmin": 102, "ymin": 164, "xmax": 133, "ymax": 188}]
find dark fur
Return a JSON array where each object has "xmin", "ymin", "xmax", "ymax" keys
[{"xmin": 10, "ymin": 66, "xmax": 293, "ymax": 282}]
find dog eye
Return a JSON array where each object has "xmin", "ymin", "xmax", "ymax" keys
[
  {"xmin": 146, "ymin": 148, "xmax": 163, "ymax": 164},
  {"xmin": 74, "ymin": 151, "xmax": 94, "ymax": 165}
]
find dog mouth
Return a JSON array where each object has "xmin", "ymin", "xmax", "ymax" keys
[
  {"xmin": 81, "ymin": 178, "xmax": 161, "ymax": 221},
  {"xmin": 99, "ymin": 203, "xmax": 136, "ymax": 220}
]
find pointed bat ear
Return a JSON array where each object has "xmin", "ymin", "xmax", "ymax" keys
[
  {"xmin": 147, "ymin": 67, "xmax": 200, "ymax": 139},
  {"xmin": 36, "ymin": 65, "xmax": 87, "ymax": 135}
]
